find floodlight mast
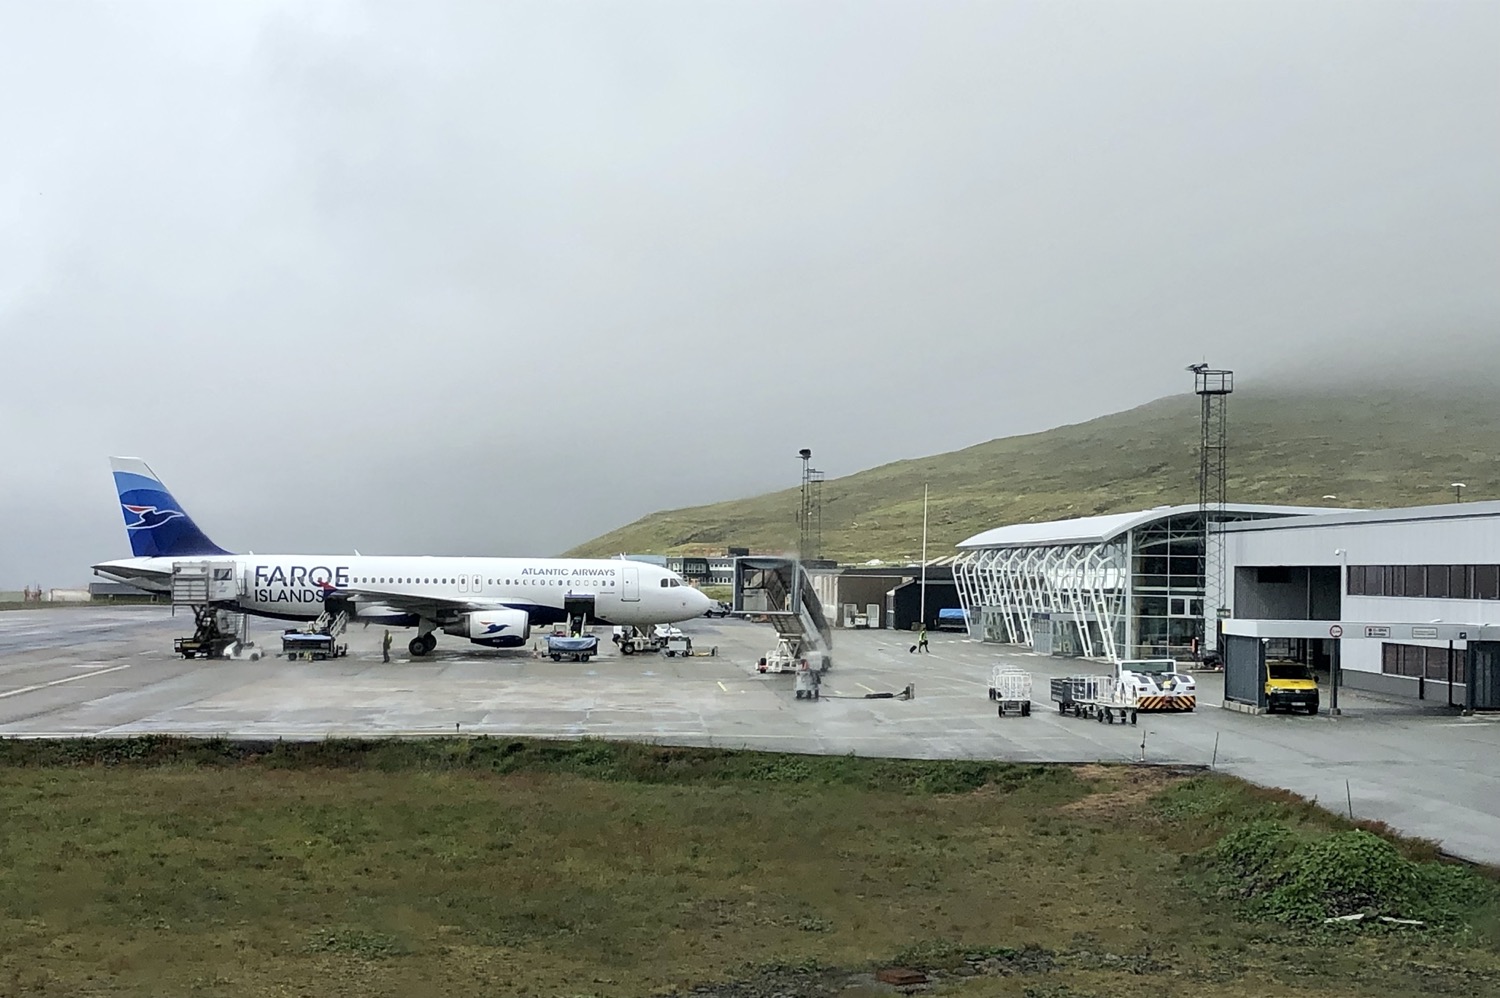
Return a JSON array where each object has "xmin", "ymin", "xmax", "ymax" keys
[
  {"xmin": 1191, "ymin": 365, "xmax": 1233, "ymax": 657},
  {"xmin": 797, "ymin": 449, "xmax": 823, "ymax": 561}
]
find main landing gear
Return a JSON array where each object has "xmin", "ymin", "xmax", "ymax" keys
[{"xmin": 408, "ymin": 633, "xmax": 438, "ymax": 657}]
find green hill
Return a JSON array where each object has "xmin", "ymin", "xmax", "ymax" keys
[{"xmin": 567, "ymin": 384, "xmax": 1500, "ymax": 562}]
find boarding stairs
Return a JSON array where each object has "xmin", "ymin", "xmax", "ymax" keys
[
  {"xmin": 309, "ymin": 607, "xmax": 350, "ymax": 638},
  {"xmin": 734, "ymin": 557, "xmax": 833, "ymax": 671}
]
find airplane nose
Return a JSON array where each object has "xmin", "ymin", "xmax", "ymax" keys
[{"xmin": 690, "ymin": 588, "xmax": 714, "ymax": 614}]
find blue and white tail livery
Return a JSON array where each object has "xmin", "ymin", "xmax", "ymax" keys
[
  {"xmin": 111, "ymin": 457, "xmax": 230, "ymax": 559},
  {"xmin": 94, "ymin": 457, "xmax": 713, "ymax": 656}
]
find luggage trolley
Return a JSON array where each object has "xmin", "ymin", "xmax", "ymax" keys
[
  {"xmin": 988, "ymin": 665, "xmax": 1033, "ymax": 717},
  {"xmin": 1051, "ymin": 675, "xmax": 1137, "ymax": 725}
]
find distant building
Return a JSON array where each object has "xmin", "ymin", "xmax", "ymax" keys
[
  {"xmin": 88, "ymin": 582, "xmax": 166, "ymax": 603},
  {"xmin": 807, "ymin": 561, "xmax": 962, "ymax": 630}
]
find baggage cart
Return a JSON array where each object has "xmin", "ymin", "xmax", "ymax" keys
[
  {"xmin": 1051, "ymin": 675, "xmax": 1137, "ymax": 724},
  {"xmin": 545, "ymin": 634, "xmax": 599, "ymax": 662},
  {"xmin": 988, "ymin": 665, "xmax": 1033, "ymax": 717}
]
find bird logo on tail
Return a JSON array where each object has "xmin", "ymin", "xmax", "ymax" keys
[{"xmin": 122, "ymin": 504, "xmax": 185, "ymax": 530}]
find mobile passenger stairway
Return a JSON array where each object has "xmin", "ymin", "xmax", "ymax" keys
[{"xmin": 734, "ymin": 557, "xmax": 834, "ymax": 674}]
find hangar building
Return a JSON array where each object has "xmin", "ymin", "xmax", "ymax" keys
[{"xmin": 1223, "ymin": 501, "xmax": 1500, "ymax": 702}]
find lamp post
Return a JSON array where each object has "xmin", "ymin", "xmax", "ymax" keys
[
  {"xmin": 1453, "ymin": 482, "xmax": 1467, "ymax": 503},
  {"xmin": 1331, "ymin": 547, "xmax": 1347, "ymax": 716}
]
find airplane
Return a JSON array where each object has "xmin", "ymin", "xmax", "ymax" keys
[{"xmin": 92, "ymin": 457, "xmax": 714, "ymax": 656}]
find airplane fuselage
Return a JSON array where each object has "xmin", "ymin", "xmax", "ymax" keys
[{"xmin": 94, "ymin": 554, "xmax": 707, "ymax": 628}]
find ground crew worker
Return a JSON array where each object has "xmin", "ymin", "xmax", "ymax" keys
[
  {"xmin": 382, "ymin": 630, "xmax": 392, "ymax": 663},
  {"xmin": 917, "ymin": 624, "xmax": 930, "ymax": 653}
]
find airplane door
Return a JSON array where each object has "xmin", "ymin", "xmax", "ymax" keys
[{"xmin": 622, "ymin": 567, "xmax": 640, "ymax": 602}]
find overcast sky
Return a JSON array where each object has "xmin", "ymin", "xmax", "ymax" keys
[{"xmin": 2, "ymin": 0, "xmax": 1496, "ymax": 587}]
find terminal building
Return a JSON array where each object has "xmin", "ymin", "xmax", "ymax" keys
[
  {"xmin": 953, "ymin": 500, "xmax": 1500, "ymax": 705},
  {"xmin": 951, "ymin": 504, "xmax": 1334, "ymax": 662}
]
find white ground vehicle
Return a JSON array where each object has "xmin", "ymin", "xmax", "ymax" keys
[
  {"xmin": 612, "ymin": 625, "xmax": 665, "ymax": 655},
  {"xmin": 1115, "ymin": 659, "xmax": 1196, "ymax": 711}
]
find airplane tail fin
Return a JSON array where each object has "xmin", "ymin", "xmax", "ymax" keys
[{"xmin": 110, "ymin": 457, "xmax": 231, "ymax": 559}]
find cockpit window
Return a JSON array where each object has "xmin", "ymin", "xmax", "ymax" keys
[{"xmin": 660, "ymin": 579, "xmax": 670, "ymax": 588}]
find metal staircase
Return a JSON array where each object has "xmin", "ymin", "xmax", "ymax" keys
[
  {"xmin": 734, "ymin": 557, "xmax": 833, "ymax": 670},
  {"xmin": 310, "ymin": 607, "xmax": 350, "ymax": 638}
]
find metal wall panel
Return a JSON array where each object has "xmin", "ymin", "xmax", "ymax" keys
[
  {"xmin": 1470, "ymin": 642, "xmax": 1500, "ymax": 710},
  {"xmin": 1224, "ymin": 634, "xmax": 1266, "ymax": 707}
]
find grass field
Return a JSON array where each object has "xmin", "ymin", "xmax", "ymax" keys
[
  {"xmin": 1, "ymin": 738, "xmax": 1498, "ymax": 997},
  {"xmin": 565, "ymin": 383, "xmax": 1500, "ymax": 562}
]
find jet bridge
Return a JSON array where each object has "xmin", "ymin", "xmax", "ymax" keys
[{"xmin": 733, "ymin": 557, "xmax": 833, "ymax": 671}]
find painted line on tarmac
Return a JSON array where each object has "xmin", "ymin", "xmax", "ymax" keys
[
  {"xmin": 0, "ymin": 663, "xmax": 132, "ymax": 700},
  {"xmin": 857, "ymin": 682, "xmax": 877, "ymax": 694}
]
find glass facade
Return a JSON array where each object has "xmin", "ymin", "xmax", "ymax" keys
[
  {"xmin": 955, "ymin": 507, "xmax": 1301, "ymax": 662},
  {"xmin": 1129, "ymin": 513, "xmax": 1207, "ymax": 658}
]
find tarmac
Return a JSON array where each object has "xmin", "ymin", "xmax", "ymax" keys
[{"xmin": 4, "ymin": 606, "xmax": 1500, "ymax": 864}]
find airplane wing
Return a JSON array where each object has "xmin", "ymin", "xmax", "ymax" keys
[{"xmin": 332, "ymin": 585, "xmax": 540, "ymax": 620}]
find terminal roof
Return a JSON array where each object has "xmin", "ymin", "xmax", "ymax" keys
[{"xmin": 957, "ymin": 503, "xmax": 1350, "ymax": 550}]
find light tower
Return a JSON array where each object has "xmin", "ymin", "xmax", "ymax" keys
[
  {"xmin": 1189, "ymin": 364, "xmax": 1233, "ymax": 655},
  {"xmin": 797, "ymin": 448, "xmax": 824, "ymax": 561}
]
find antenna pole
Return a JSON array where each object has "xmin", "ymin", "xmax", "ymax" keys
[{"xmin": 920, "ymin": 484, "xmax": 929, "ymax": 628}]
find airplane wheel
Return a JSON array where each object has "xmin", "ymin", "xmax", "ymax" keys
[
  {"xmin": 409, "ymin": 637, "xmax": 428, "ymax": 656},
  {"xmin": 423, "ymin": 633, "xmax": 437, "ymax": 654}
]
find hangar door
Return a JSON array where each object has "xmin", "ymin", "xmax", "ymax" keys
[{"xmin": 1224, "ymin": 634, "xmax": 1266, "ymax": 710}]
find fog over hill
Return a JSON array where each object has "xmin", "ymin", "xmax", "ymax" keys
[{"xmin": 568, "ymin": 373, "xmax": 1500, "ymax": 562}]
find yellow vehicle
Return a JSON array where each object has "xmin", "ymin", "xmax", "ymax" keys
[{"xmin": 1265, "ymin": 660, "xmax": 1320, "ymax": 714}]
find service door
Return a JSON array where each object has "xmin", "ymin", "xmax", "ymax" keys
[{"xmin": 622, "ymin": 566, "xmax": 640, "ymax": 602}]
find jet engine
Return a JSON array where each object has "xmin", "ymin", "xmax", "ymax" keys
[{"xmin": 444, "ymin": 609, "xmax": 531, "ymax": 648}]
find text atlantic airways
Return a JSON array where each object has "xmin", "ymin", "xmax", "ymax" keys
[{"xmin": 92, "ymin": 458, "xmax": 713, "ymax": 656}]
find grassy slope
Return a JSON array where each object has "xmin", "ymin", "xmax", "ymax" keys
[
  {"xmin": 1, "ymin": 739, "xmax": 1497, "ymax": 998},
  {"xmin": 566, "ymin": 385, "xmax": 1500, "ymax": 562}
]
